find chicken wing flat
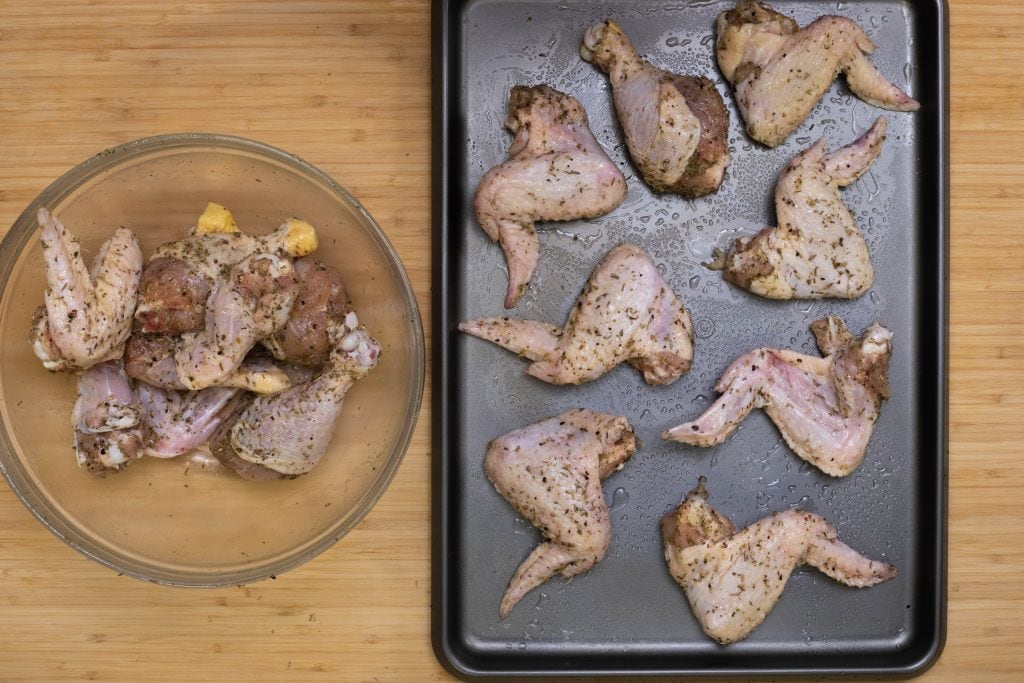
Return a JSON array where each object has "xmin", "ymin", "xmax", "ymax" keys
[
  {"xmin": 710, "ymin": 118, "xmax": 887, "ymax": 300},
  {"xmin": 485, "ymin": 409, "xmax": 637, "ymax": 618},
  {"xmin": 717, "ymin": 0, "xmax": 919, "ymax": 147},
  {"xmin": 460, "ymin": 244, "xmax": 694, "ymax": 385},
  {"xmin": 661, "ymin": 477, "xmax": 896, "ymax": 644},
  {"xmin": 31, "ymin": 208, "xmax": 142, "ymax": 371},
  {"xmin": 474, "ymin": 85, "xmax": 627, "ymax": 308},
  {"xmin": 663, "ymin": 316, "xmax": 891, "ymax": 477}
]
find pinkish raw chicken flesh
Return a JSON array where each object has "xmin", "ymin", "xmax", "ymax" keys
[
  {"xmin": 474, "ymin": 85, "xmax": 626, "ymax": 308},
  {"xmin": 663, "ymin": 316, "xmax": 891, "ymax": 477},
  {"xmin": 484, "ymin": 409, "xmax": 637, "ymax": 618},
  {"xmin": 31, "ymin": 208, "xmax": 142, "ymax": 371},
  {"xmin": 137, "ymin": 384, "xmax": 241, "ymax": 458},
  {"xmin": 72, "ymin": 360, "xmax": 143, "ymax": 476},
  {"xmin": 661, "ymin": 477, "xmax": 896, "ymax": 644},
  {"xmin": 582, "ymin": 20, "xmax": 731, "ymax": 197},
  {"xmin": 717, "ymin": 0, "xmax": 918, "ymax": 148},
  {"xmin": 460, "ymin": 244, "xmax": 694, "ymax": 385},
  {"xmin": 710, "ymin": 118, "xmax": 887, "ymax": 300},
  {"xmin": 212, "ymin": 316, "xmax": 380, "ymax": 478}
]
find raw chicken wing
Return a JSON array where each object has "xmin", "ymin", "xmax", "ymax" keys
[
  {"xmin": 474, "ymin": 85, "xmax": 627, "ymax": 308},
  {"xmin": 484, "ymin": 409, "xmax": 637, "ymax": 618},
  {"xmin": 72, "ymin": 360, "xmax": 143, "ymax": 476},
  {"xmin": 717, "ymin": 0, "xmax": 919, "ymax": 147},
  {"xmin": 661, "ymin": 477, "xmax": 896, "ymax": 644},
  {"xmin": 710, "ymin": 118, "xmax": 886, "ymax": 299},
  {"xmin": 137, "ymin": 384, "xmax": 241, "ymax": 458},
  {"xmin": 174, "ymin": 252, "xmax": 299, "ymax": 390},
  {"xmin": 212, "ymin": 314, "xmax": 380, "ymax": 478},
  {"xmin": 124, "ymin": 334, "xmax": 291, "ymax": 394},
  {"xmin": 460, "ymin": 244, "xmax": 693, "ymax": 385},
  {"xmin": 31, "ymin": 208, "xmax": 143, "ymax": 371},
  {"xmin": 582, "ymin": 20, "xmax": 730, "ymax": 197},
  {"xmin": 262, "ymin": 258, "xmax": 352, "ymax": 367},
  {"xmin": 136, "ymin": 216, "xmax": 317, "ymax": 334},
  {"xmin": 663, "ymin": 316, "xmax": 891, "ymax": 477}
]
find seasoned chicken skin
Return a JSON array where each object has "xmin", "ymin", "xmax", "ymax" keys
[
  {"xmin": 582, "ymin": 20, "xmax": 731, "ymax": 197},
  {"xmin": 72, "ymin": 360, "xmax": 143, "ymax": 476},
  {"xmin": 31, "ymin": 208, "xmax": 143, "ymax": 371},
  {"xmin": 661, "ymin": 477, "xmax": 896, "ymax": 644},
  {"xmin": 124, "ymin": 333, "xmax": 291, "ymax": 395},
  {"xmin": 474, "ymin": 85, "xmax": 627, "ymax": 308},
  {"xmin": 460, "ymin": 244, "xmax": 693, "ymax": 385},
  {"xmin": 717, "ymin": 0, "xmax": 919, "ymax": 147},
  {"xmin": 484, "ymin": 409, "xmax": 637, "ymax": 618},
  {"xmin": 213, "ymin": 315, "xmax": 380, "ymax": 478},
  {"xmin": 136, "ymin": 217, "xmax": 317, "ymax": 335},
  {"xmin": 137, "ymin": 384, "xmax": 241, "ymax": 458},
  {"xmin": 664, "ymin": 316, "xmax": 891, "ymax": 477},
  {"xmin": 174, "ymin": 253, "xmax": 299, "ymax": 390},
  {"xmin": 262, "ymin": 258, "xmax": 352, "ymax": 367},
  {"xmin": 711, "ymin": 118, "xmax": 886, "ymax": 300}
]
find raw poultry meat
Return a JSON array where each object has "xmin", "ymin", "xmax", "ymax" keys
[
  {"xmin": 124, "ymin": 334, "xmax": 292, "ymax": 394},
  {"xmin": 135, "ymin": 216, "xmax": 317, "ymax": 334},
  {"xmin": 174, "ymin": 252, "xmax": 299, "ymax": 390},
  {"xmin": 31, "ymin": 208, "xmax": 143, "ymax": 371},
  {"xmin": 212, "ymin": 315, "xmax": 380, "ymax": 478},
  {"xmin": 717, "ymin": 0, "xmax": 919, "ymax": 147},
  {"xmin": 661, "ymin": 477, "xmax": 896, "ymax": 644},
  {"xmin": 72, "ymin": 360, "xmax": 143, "ymax": 476},
  {"xmin": 663, "ymin": 316, "xmax": 892, "ymax": 477},
  {"xmin": 137, "ymin": 384, "xmax": 241, "ymax": 458},
  {"xmin": 484, "ymin": 409, "xmax": 637, "ymax": 618},
  {"xmin": 710, "ymin": 118, "xmax": 887, "ymax": 300},
  {"xmin": 582, "ymin": 20, "xmax": 731, "ymax": 197},
  {"xmin": 460, "ymin": 244, "xmax": 693, "ymax": 385},
  {"xmin": 474, "ymin": 84, "xmax": 627, "ymax": 308},
  {"xmin": 262, "ymin": 258, "xmax": 352, "ymax": 367}
]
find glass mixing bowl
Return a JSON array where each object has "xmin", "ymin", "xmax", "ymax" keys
[{"xmin": 0, "ymin": 134, "xmax": 424, "ymax": 585}]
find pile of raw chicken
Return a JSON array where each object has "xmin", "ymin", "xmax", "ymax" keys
[
  {"xmin": 465, "ymin": 1, "xmax": 917, "ymax": 644},
  {"xmin": 31, "ymin": 201, "xmax": 379, "ymax": 481}
]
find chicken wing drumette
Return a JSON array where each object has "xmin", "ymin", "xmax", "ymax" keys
[
  {"xmin": 211, "ymin": 314, "xmax": 380, "ymax": 479},
  {"xmin": 717, "ymin": 0, "xmax": 918, "ymax": 148},
  {"xmin": 664, "ymin": 316, "xmax": 891, "ymax": 477},
  {"xmin": 72, "ymin": 360, "xmax": 144, "ymax": 476},
  {"xmin": 661, "ymin": 477, "xmax": 896, "ymax": 644},
  {"xmin": 474, "ymin": 85, "xmax": 627, "ymax": 308},
  {"xmin": 485, "ymin": 409, "xmax": 637, "ymax": 618},
  {"xmin": 134, "ymin": 216, "xmax": 317, "ymax": 335},
  {"xmin": 710, "ymin": 118, "xmax": 887, "ymax": 300},
  {"xmin": 31, "ymin": 208, "xmax": 143, "ymax": 371},
  {"xmin": 460, "ymin": 244, "xmax": 694, "ymax": 385},
  {"xmin": 581, "ymin": 20, "xmax": 731, "ymax": 197}
]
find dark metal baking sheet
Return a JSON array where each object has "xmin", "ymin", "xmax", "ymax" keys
[{"xmin": 433, "ymin": 0, "xmax": 947, "ymax": 677}]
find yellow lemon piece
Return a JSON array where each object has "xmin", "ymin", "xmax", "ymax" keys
[
  {"xmin": 196, "ymin": 202, "xmax": 240, "ymax": 235},
  {"xmin": 283, "ymin": 218, "xmax": 318, "ymax": 256}
]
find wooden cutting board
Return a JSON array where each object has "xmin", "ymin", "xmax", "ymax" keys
[{"xmin": 0, "ymin": 0, "xmax": 1019, "ymax": 680}]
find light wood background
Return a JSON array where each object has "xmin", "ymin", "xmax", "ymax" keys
[{"xmin": 0, "ymin": 0, "xmax": 1018, "ymax": 680}]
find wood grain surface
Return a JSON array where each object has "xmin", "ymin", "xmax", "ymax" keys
[{"xmin": 0, "ymin": 0, "xmax": 1018, "ymax": 680}]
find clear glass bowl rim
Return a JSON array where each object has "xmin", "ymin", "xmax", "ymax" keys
[{"xmin": 0, "ymin": 133, "xmax": 425, "ymax": 586}]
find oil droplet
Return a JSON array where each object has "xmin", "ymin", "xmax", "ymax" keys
[
  {"xmin": 609, "ymin": 487, "xmax": 629, "ymax": 512},
  {"xmin": 533, "ymin": 592, "xmax": 549, "ymax": 609},
  {"xmin": 695, "ymin": 318, "xmax": 715, "ymax": 339},
  {"xmin": 869, "ymin": 290, "xmax": 881, "ymax": 305},
  {"xmin": 689, "ymin": 274, "xmax": 701, "ymax": 290},
  {"xmin": 666, "ymin": 36, "xmax": 680, "ymax": 48},
  {"xmin": 512, "ymin": 517, "xmax": 532, "ymax": 535}
]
